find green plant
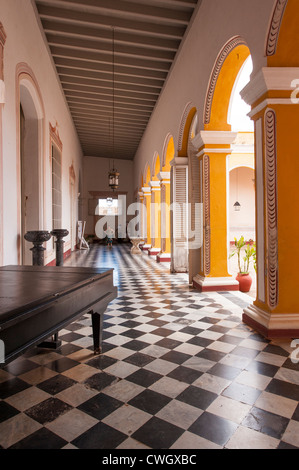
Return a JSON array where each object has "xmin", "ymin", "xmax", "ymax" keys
[{"xmin": 229, "ymin": 236, "xmax": 256, "ymax": 274}]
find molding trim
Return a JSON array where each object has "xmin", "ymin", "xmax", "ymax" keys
[
  {"xmin": 142, "ymin": 187, "xmax": 151, "ymax": 195},
  {"xmin": 193, "ymin": 131, "xmax": 238, "ymax": 149},
  {"xmin": 204, "ymin": 36, "xmax": 247, "ymax": 125},
  {"xmin": 157, "ymin": 171, "xmax": 170, "ymax": 182},
  {"xmin": 157, "ymin": 253, "xmax": 171, "ymax": 263},
  {"xmin": 241, "ymin": 67, "xmax": 299, "ymax": 108},
  {"xmin": 266, "ymin": 0, "xmax": 288, "ymax": 57},
  {"xmin": 50, "ymin": 122, "xmax": 63, "ymax": 153},
  {"xmin": 197, "ymin": 148, "xmax": 233, "ymax": 158},
  {"xmin": 193, "ymin": 275, "xmax": 239, "ymax": 292},
  {"xmin": 149, "ymin": 181, "xmax": 160, "ymax": 190},
  {"xmin": 178, "ymin": 102, "xmax": 194, "ymax": 152},
  {"xmin": 265, "ymin": 109, "xmax": 279, "ymax": 309},
  {"xmin": 243, "ymin": 304, "xmax": 299, "ymax": 339},
  {"xmin": 203, "ymin": 155, "xmax": 211, "ymax": 276},
  {"xmin": 170, "ymin": 156, "xmax": 189, "ymax": 167}
]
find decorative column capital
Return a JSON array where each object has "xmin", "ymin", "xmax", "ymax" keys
[
  {"xmin": 193, "ymin": 130, "xmax": 237, "ymax": 158},
  {"xmin": 149, "ymin": 180, "xmax": 161, "ymax": 191},
  {"xmin": 0, "ymin": 24, "xmax": 6, "ymax": 48},
  {"xmin": 241, "ymin": 67, "xmax": 299, "ymax": 118},
  {"xmin": 142, "ymin": 186, "xmax": 151, "ymax": 196},
  {"xmin": 170, "ymin": 156, "xmax": 188, "ymax": 167},
  {"xmin": 157, "ymin": 172, "xmax": 170, "ymax": 183}
]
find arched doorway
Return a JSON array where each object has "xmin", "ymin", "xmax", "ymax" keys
[
  {"xmin": 18, "ymin": 72, "xmax": 45, "ymax": 265},
  {"xmin": 157, "ymin": 134, "xmax": 174, "ymax": 264},
  {"xmin": 193, "ymin": 38, "xmax": 253, "ymax": 292},
  {"xmin": 171, "ymin": 104, "xmax": 197, "ymax": 274},
  {"xmin": 227, "ymin": 55, "xmax": 256, "ymax": 294}
]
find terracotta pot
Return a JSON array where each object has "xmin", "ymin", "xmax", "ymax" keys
[{"xmin": 236, "ymin": 273, "xmax": 252, "ymax": 293}]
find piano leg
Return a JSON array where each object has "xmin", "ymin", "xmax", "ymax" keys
[{"xmin": 91, "ymin": 310, "xmax": 104, "ymax": 355}]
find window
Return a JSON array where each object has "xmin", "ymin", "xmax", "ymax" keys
[{"xmin": 96, "ymin": 198, "xmax": 119, "ymax": 216}]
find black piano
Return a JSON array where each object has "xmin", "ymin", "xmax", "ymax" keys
[{"xmin": 0, "ymin": 266, "xmax": 117, "ymax": 366}]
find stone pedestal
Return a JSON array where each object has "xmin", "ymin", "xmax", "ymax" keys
[
  {"xmin": 130, "ymin": 238, "xmax": 143, "ymax": 255},
  {"xmin": 51, "ymin": 229, "xmax": 69, "ymax": 266},
  {"xmin": 24, "ymin": 231, "xmax": 52, "ymax": 266}
]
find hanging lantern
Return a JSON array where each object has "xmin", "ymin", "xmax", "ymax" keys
[
  {"xmin": 107, "ymin": 28, "xmax": 120, "ymax": 192},
  {"xmin": 234, "ymin": 201, "xmax": 241, "ymax": 212},
  {"xmin": 108, "ymin": 166, "xmax": 119, "ymax": 191}
]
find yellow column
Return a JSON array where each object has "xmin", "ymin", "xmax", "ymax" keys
[
  {"xmin": 148, "ymin": 181, "xmax": 161, "ymax": 258},
  {"xmin": 141, "ymin": 186, "xmax": 152, "ymax": 252},
  {"xmin": 138, "ymin": 191, "xmax": 145, "ymax": 249},
  {"xmin": 240, "ymin": 66, "xmax": 299, "ymax": 338},
  {"xmin": 193, "ymin": 131, "xmax": 239, "ymax": 292},
  {"xmin": 157, "ymin": 172, "xmax": 171, "ymax": 263}
]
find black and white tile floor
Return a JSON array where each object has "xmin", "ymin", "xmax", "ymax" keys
[{"xmin": 0, "ymin": 244, "xmax": 298, "ymax": 449}]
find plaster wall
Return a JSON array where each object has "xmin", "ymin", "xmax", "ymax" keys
[{"xmin": 0, "ymin": 0, "xmax": 83, "ymax": 265}]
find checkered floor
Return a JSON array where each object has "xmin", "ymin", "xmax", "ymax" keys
[{"xmin": 0, "ymin": 243, "xmax": 298, "ymax": 449}]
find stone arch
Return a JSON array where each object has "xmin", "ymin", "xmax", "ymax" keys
[
  {"xmin": 161, "ymin": 134, "xmax": 175, "ymax": 171},
  {"xmin": 144, "ymin": 163, "xmax": 151, "ymax": 186},
  {"xmin": 16, "ymin": 63, "xmax": 46, "ymax": 265},
  {"xmin": 177, "ymin": 102, "xmax": 197, "ymax": 157},
  {"xmin": 151, "ymin": 151, "xmax": 161, "ymax": 180},
  {"xmin": 204, "ymin": 37, "xmax": 251, "ymax": 131},
  {"xmin": 266, "ymin": 0, "xmax": 289, "ymax": 62}
]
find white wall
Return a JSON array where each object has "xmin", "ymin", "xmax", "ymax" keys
[
  {"xmin": 82, "ymin": 157, "xmax": 134, "ymax": 236},
  {"xmin": 229, "ymin": 166, "xmax": 256, "ymax": 242},
  {"xmin": 0, "ymin": 0, "xmax": 83, "ymax": 265}
]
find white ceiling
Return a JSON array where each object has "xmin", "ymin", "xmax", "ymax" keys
[{"xmin": 33, "ymin": 0, "xmax": 201, "ymax": 160}]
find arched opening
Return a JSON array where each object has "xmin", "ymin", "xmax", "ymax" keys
[
  {"xmin": 19, "ymin": 75, "xmax": 44, "ymax": 265},
  {"xmin": 194, "ymin": 39, "xmax": 255, "ymax": 293},
  {"xmin": 157, "ymin": 136, "xmax": 174, "ymax": 263},
  {"xmin": 227, "ymin": 55, "xmax": 256, "ymax": 295},
  {"xmin": 144, "ymin": 164, "xmax": 151, "ymax": 187},
  {"xmin": 171, "ymin": 106, "xmax": 195, "ymax": 274}
]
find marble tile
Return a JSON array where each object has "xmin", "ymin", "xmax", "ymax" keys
[
  {"xmin": 55, "ymin": 383, "xmax": 99, "ymax": 407},
  {"xmin": 171, "ymin": 431, "xmax": 222, "ymax": 449},
  {"xmin": 156, "ymin": 400, "xmax": 203, "ymax": 430},
  {"xmin": 0, "ymin": 414, "xmax": 42, "ymax": 449},
  {"xmin": 62, "ymin": 364, "xmax": 99, "ymax": 382},
  {"xmin": 226, "ymin": 425, "xmax": 279, "ymax": 449},
  {"xmin": 282, "ymin": 420, "xmax": 299, "ymax": 448},
  {"xmin": 46, "ymin": 408, "xmax": 98, "ymax": 442},
  {"xmin": 4, "ymin": 386, "xmax": 51, "ymax": 412},
  {"xmin": 19, "ymin": 367, "xmax": 58, "ymax": 386},
  {"xmin": 255, "ymin": 391, "xmax": 298, "ymax": 419},
  {"xmin": 149, "ymin": 376, "xmax": 189, "ymax": 398},
  {"xmin": 102, "ymin": 404, "xmax": 151, "ymax": 435},
  {"xmin": 103, "ymin": 379, "xmax": 145, "ymax": 402},
  {"xmin": 207, "ymin": 395, "xmax": 252, "ymax": 424},
  {"xmin": 193, "ymin": 373, "xmax": 231, "ymax": 395}
]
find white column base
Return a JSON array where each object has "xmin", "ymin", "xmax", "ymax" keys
[
  {"xmin": 243, "ymin": 304, "xmax": 299, "ymax": 339},
  {"xmin": 157, "ymin": 253, "xmax": 171, "ymax": 263},
  {"xmin": 193, "ymin": 274, "xmax": 239, "ymax": 292},
  {"xmin": 142, "ymin": 244, "xmax": 151, "ymax": 252},
  {"xmin": 148, "ymin": 247, "xmax": 161, "ymax": 259}
]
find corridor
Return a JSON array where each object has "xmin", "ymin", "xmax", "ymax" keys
[{"xmin": 0, "ymin": 244, "xmax": 298, "ymax": 449}]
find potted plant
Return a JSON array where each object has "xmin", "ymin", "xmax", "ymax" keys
[{"xmin": 229, "ymin": 236, "xmax": 256, "ymax": 293}]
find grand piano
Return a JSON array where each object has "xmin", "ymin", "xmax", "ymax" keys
[{"xmin": 0, "ymin": 266, "xmax": 117, "ymax": 366}]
